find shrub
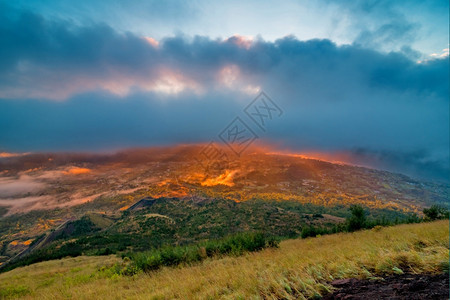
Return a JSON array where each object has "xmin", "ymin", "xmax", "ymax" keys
[
  {"xmin": 124, "ymin": 232, "xmax": 277, "ymax": 274},
  {"xmin": 301, "ymin": 226, "xmax": 317, "ymax": 238},
  {"xmin": 423, "ymin": 205, "xmax": 449, "ymax": 221},
  {"xmin": 347, "ymin": 205, "xmax": 367, "ymax": 231},
  {"xmin": 301, "ymin": 226, "xmax": 330, "ymax": 238}
]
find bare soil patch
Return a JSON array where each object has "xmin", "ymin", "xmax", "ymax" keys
[{"xmin": 323, "ymin": 273, "xmax": 449, "ymax": 299}]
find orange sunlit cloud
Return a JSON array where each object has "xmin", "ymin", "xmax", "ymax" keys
[
  {"xmin": 151, "ymin": 69, "xmax": 201, "ymax": 94},
  {"xmin": 216, "ymin": 64, "xmax": 260, "ymax": 95},
  {"xmin": 219, "ymin": 64, "xmax": 240, "ymax": 87},
  {"xmin": 0, "ymin": 34, "xmax": 265, "ymax": 100},
  {"xmin": 0, "ymin": 66, "xmax": 203, "ymax": 100},
  {"xmin": 143, "ymin": 36, "xmax": 159, "ymax": 48},
  {"xmin": 0, "ymin": 152, "xmax": 30, "ymax": 158},
  {"xmin": 227, "ymin": 35, "xmax": 254, "ymax": 49},
  {"xmin": 97, "ymin": 69, "xmax": 203, "ymax": 96}
]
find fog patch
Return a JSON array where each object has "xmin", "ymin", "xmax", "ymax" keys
[{"xmin": 0, "ymin": 175, "xmax": 46, "ymax": 197}]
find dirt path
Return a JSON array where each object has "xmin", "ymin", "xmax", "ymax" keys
[{"xmin": 323, "ymin": 273, "xmax": 449, "ymax": 299}]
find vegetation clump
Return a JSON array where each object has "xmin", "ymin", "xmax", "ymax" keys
[
  {"xmin": 423, "ymin": 205, "xmax": 450, "ymax": 221},
  {"xmin": 117, "ymin": 232, "xmax": 279, "ymax": 274}
]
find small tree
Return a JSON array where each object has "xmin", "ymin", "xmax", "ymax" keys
[
  {"xmin": 423, "ymin": 205, "xmax": 449, "ymax": 221},
  {"xmin": 347, "ymin": 205, "xmax": 367, "ymax": 231}
]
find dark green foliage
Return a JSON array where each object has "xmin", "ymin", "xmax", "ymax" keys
[
  {"xmin": 406, "ymin": 213, "xmax": 422, "ymax": 223},
  {"xmin": 0, "ymin": 241, "xmax": 83, "ymax": 273},
  {"xmin": 0, "ymin": 206, "xmax": 8, "ymax": 218},
  {"xmin": 423, "ymin": 205, "xmax": 449, "ymax": 221},
  {"xmin": 347, "ymin": 205, "xmax": 367, "ymax": 231},
  {"xmin": 72, "ymin": 216, "xmax": 99, "ymax": 235},
  {"xmin": 53, "ymin": 216, "xmax": 100, "ymax": 241},
  {"xmin": 29, "ymin": 233, "xmax": 46, "ymax": 246},
  {"xmin": 96, "ymin": 247, "xmax": 113, "ymax": 256},
  {"xmin": 301, "ymin": 226, "xmax": 330, "ymax": 238},
  {"xmin": 300, "ymin": 206, "xmax": 423, "ymax": 238},
  {"xmin": 121, "ymin": 232, "xmax": 278, "ymax": 274}
]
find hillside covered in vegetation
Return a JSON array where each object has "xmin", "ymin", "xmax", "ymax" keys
[
  {"xmin": 1, "ymin": 196, "xmax": 429, "ymax": 272},
  {"xmin": 0, "ymin": 220, "xmax": 447, "ymax": 299}
]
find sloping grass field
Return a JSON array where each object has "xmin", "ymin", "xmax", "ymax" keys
[{"xmin": 0, "ymin": 220, "xmax": 448, "ymax": 299}]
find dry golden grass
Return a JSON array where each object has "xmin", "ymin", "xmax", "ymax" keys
[{"xmin": 0, "ymin": 220, "xmax": 448, "ymax": 299}]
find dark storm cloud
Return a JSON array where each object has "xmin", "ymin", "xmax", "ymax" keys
[
  {"xmin": 0, "ymin": 90, "xmax": 249, "ymax": 150},
  {"xmin": 0, "ymin": 6, "xmax": 448, "ymax": 181},
  {"xmin": 0, "ymin": 5, "xmax": 162, "ymax": 98},
  {"xmin": 1, "ymin": 6, "xmax": 448, "ymax": 100}
]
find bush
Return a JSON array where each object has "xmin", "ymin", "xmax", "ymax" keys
[
  {"xmin": 124, "ymin": 232, "xmax": 278, "ymax": 274},
  {"xmin": 423, "ymin": 205, "xmax": 449, "ymax": 221},
  {"xmin": 347, "ymin": 205, "xmax": 367, "ymax": 231},
  {"xmin": 267, "ymin": 236, "xmax": 280, "ymax": 248},
  {"xmin": 301, "ymin": 226, "xmax": 317, "ymax": 238},
  {"xmin": 301, "ymin": 226, "xmax": 331, "ymax": 238}
]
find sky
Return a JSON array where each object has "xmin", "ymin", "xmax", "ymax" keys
[{"xmin": 0, "ymin": 0, "xmax": 448, "ymax": 181}]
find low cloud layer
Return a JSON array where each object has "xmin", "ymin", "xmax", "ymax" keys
[
  {"xmin": 0, "ymin": 175, "xmax": 46, "ymax": 197},
  {"xmin": 0, "ymin": 5, "xmax": 448, "ymax": 181}
]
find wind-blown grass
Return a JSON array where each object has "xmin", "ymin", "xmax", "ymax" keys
[
  {"xmin": 119, "ymin": 232, "xmax": 278, "ymax": 274},
  {"xmin": 0, "ymin": 220, "xmax": 447, "ymax": 299}
]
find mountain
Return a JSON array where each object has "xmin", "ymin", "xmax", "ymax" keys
[{"xmin": 0, "ymin": 144, "xmax": 448, "ymax": 269}]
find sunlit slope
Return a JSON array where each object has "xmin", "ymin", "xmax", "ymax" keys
[
  {"xmin": 3, "ymin": 145, "xmax": 448, "ymax": 263},
  {"xmin": 1, "ymin": 145, "xmax": 448, "ymax": 218},
  {"xmin": 0, "ymin": 220, "xmax": 447, "ymax": 299}
]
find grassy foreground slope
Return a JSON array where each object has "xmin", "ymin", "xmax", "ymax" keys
[{"xmin": 0, "ymin": 221, "xmax": 448, "ymax": 299}]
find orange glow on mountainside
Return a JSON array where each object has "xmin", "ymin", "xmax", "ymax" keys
[
  {"xmin": 64, "ymin": 167, "xmax": 92, "ymax": 175},
  {"xmin": 201, "ymin": 170, "xmax": 237, "ymax": 187},
  {"xmin": 265, "ymin": 151, "xmax": 354, "ymax": 166},
  {"xmin": 119, "ymin": 205, "xmax": 129, "ymax": 211}
]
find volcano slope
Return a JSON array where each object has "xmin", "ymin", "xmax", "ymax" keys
[
  {"xmin": 0, "ymin": 146, "xmax": 448, "ymax": 268},
  {"xmin": 0, "ymin": 220, "xmax": 447, "ymax": 299}
]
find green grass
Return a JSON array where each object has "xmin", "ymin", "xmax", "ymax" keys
[{"xmin": 0, "ymin": 285, "xmax": 31, "ymax": 298}]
